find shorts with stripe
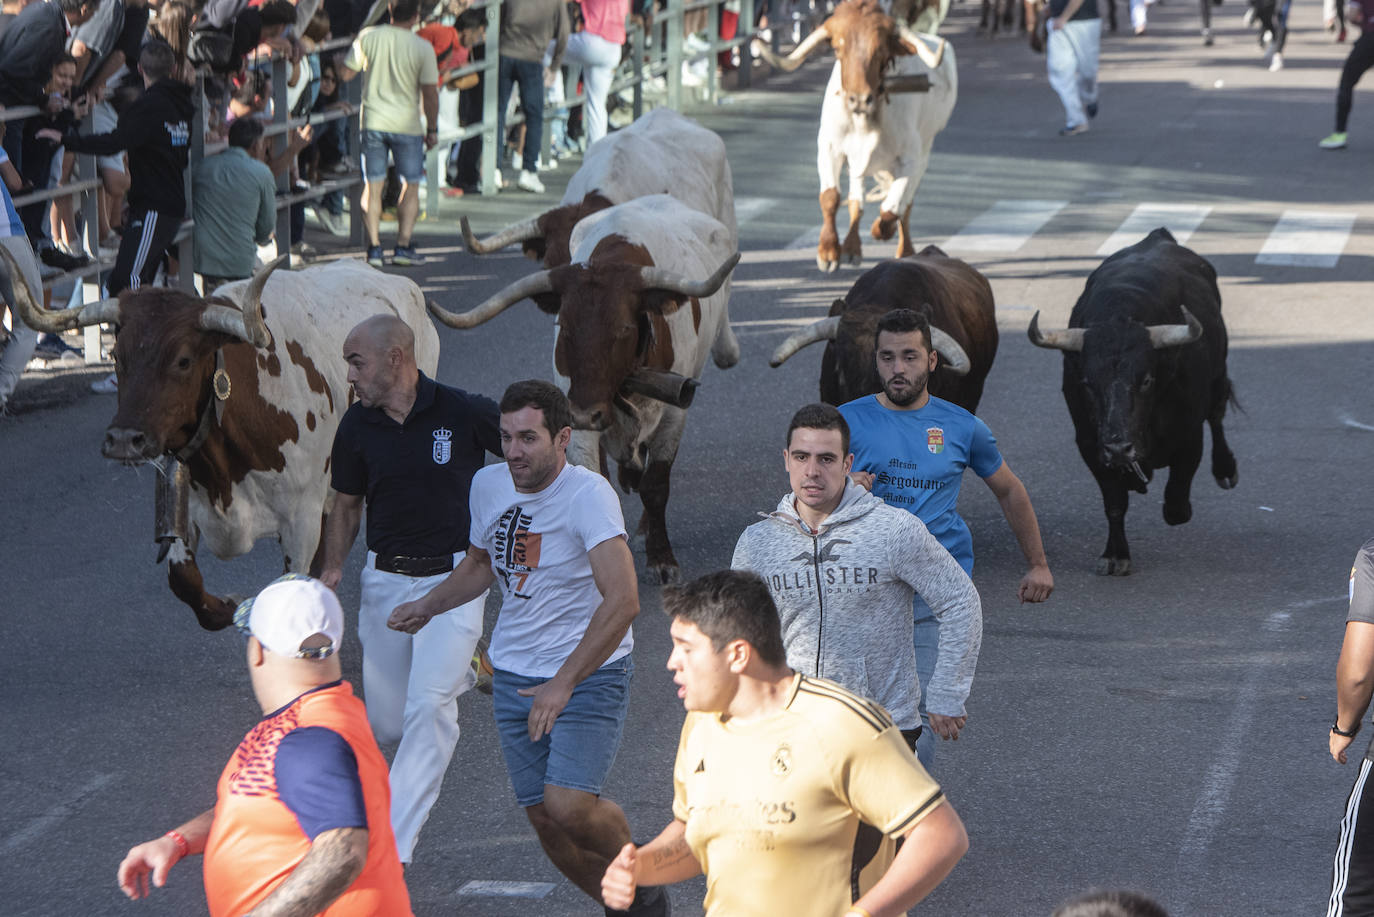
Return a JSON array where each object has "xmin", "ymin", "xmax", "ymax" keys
[
  {"xmin": 108, "ymin": 208, "xmax": 181, "ymax": 296},
  {"xmin": 1329, "ymin": 757, "xmax": 1374, "ymax": 916}
]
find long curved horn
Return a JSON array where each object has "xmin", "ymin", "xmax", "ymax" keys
[
  {"xmin": 637, "ymin": 253, "xmax": 741, "ymax": 298},
  {"xmin": 930, "ymin": 327, "xmax": 970, "ymax": 375},
  {"xmin": 461, "ymin": 214, "xmax": 545, "ymax": 255},
  {"xmin": 198, "ymin": 303, "xmax": 254, "ymax": 342},
  {"xmin": 770, "ymin": 316, "xmax": 840, "ymax": 367},
  {"xmin": 896, "ymin": 23, "xmax": 946, "ymax": 69},
  {"xmin": 1148, "ymin": 305, "xmax": 1203, "ymax": 349},
  {"xmin": 753, "ymin": 24, "xmax": 830, "ymax": 72},
  {"xmin": 427, "ymin": 270, "xmax": 557, "ymax": 329},
  {"xmin": 0, "ymin": 243, "xmax": 120, "ymax": 332},
  {"xmin": 236, "ymin": 254, "xmax": 285, "ymax": 348},
  {"xmin": 1027, "ymin": 311, "xmax": 1085, "ymax": 352}
]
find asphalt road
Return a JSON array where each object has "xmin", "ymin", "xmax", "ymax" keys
[{"xmin": 3, "ymin": 2, "xmax": 1373, "ymax": 914}]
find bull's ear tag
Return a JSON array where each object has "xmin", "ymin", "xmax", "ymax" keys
[{"xmin": 213, "ymin": 368, "xmax": 232, "ymax": 401}]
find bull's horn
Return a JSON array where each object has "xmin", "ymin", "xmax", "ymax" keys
[
  {"xmin": 427, "ymin": 270, "xmax": 557, "ymax": 329},
  {"xmin": 460, "ymin": 214, "xmax": 544, "ymax": 255},
  {"xmin": 1027, "ymin": 311, "xmax": 1085, "ymax": 352},
  {"xmin": 622, "ymin": 369, "xmax": 700, "ymax": 409},
  {"xmin": 896, "ymin": 24, "xmax": 946, "ymax": 70},
  {"xmin": 638, "ymin": 252, "xmax": 741, "ymax": 298},
  {"xmin": 930, "ymin": 327, "xmax": 970, "ymax": 375},
  {"xmin": 228, "ymin": 254, "xmax": 286, "ymax": 348},
  {"xmin": 0, "ymin": 243, "xmax": 120, "ymax": 332},
  {"xmin": 753, "ymin": 24, "xmax": 830, "ymax": 72},
  {"xmin": 1148, "ymin": 306, "xmax": 1203, "ymax": 349},
  {"xmin": 770, "ymin": 316, "xmax": 841, "ymax": 367}
]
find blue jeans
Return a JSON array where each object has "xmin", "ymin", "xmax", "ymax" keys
[
  {"xmin": 913, "ymin": 555, "xmax": 974, "ymax": 769},
  {"xmin": 492, "ymin": 655, "xmax": 633, "ymax": 807},
  {"xmin": 497, "ymin": 56, "xmax": 544, "ymax": 173}
]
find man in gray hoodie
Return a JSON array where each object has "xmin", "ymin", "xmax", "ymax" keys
[{"xmin": 731, "ymin": 403, "xmax": 981, "ymax": 765}]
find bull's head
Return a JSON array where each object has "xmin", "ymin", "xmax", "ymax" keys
[
  {"xmin": 461, "ymin": 193, "xmax": 614, "ymax": 267},
  {"xmin": 770, "ymin": 308, "xmax": 971, "ymax": 373},
  {"xmin": 1028, "ymin": 307, "xmax": 1203, "ymax": 479},
  {"xmin": 429, "ymin": 247, "xmax": 739, "ymax": 430},
  {"xmin": 0, "ymin": 246, "xmax": 283, "ymax": 462},
  {"xmin": 754, "ymin": 0, "xmax": 945, "ymax": 117}
]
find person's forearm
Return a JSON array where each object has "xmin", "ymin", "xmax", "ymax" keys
[
  {"xmin": 554, "ymin": 593, "xmax": 638, "ymax": 687},
  {"xmin": 422, "ymin": 86, "xmax": 439, "ymax": 133},
  {"xmin": 997, "ymin": 483, "xmax": 1049, "ymax": 569},
  {"xmin": 321, "ymin": 497, "xmax": 363, "ymax": 573},
  {"xmin": 246, "ymin": 827, "xmax": 367, "ymax": 917},
  {"xmin": 417, "ymin": 552, "xmax": 496, "ymax": 616},
  {"xmin": 851, "ymin": 803, "xmax": 967, "ymax": 917},
  {"xmin": 0, "ymin": 159, "xmax": 22, "ymax": 191},
  {"xmin": 172, "ymin": 809, "xmax": 216, "ymax": 856},
  {"xmin": 634, "ymin": 821, "xmax": 702, "ymax": 886},
  {"xmin": 92, "ymin": 50, "xmax": 126, "ymax": 90},
  {"xmin": 1337, "ymin": 623, "xmax": 1374, "ymax": 732}
]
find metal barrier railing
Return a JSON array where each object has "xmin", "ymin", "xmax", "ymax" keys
[{"xmin": 4, "ymin": 0, "xmax": 767, "ymax": 364}]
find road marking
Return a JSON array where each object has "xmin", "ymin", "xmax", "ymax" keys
[
  {"xmin": 3, "ymin": 773, "xmax": 116, "ymax": 853},
  {"xmin": 1173, "ymin": 599, "xmax": 1341, "ymax": 906},
  {"xmin": 735, "ymin": 197, "xmax": 773, "ymax": 225},
  {"xmin": 1097, "ymin": 203, "xmax": 1213, "ymax": 255},
  {"xmin": 785, "ymin": 226, "xmax": 823, "ymax": 249},
  {"xmin": 942, "ymin": 200, "xmax": 1067, "ymax": 253},
  {"xmin": 1256, "ymin": 210, "xmax": 1357, "ymax": 268},
  {"xmin": 457, "ymin": 880, "xmax": 556, "ymax": 898}
]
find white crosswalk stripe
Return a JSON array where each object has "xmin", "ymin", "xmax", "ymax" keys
[
  {"xmin": 1256, "ymin": 210, "xmax": 1357, "ymax": 268},
  {"xmin": 1098, "ymin": 203, "xmax": 1213, "ymax": 255},
  {"xmin": 941, "ymin": 200, "xmax": 1067, "ymax": 253}
]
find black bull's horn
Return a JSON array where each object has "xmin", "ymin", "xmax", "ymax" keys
[
  {"xmin": 770, "ymin": 314, "xmax": 971, "ymax": 375},
  {"xmin": 460, "ymin": 214, "xmax": 545, "ymax": 254},
  {"xmin": 1027, "ymin": 306, "xmax": 1203, "ymax": 352}
]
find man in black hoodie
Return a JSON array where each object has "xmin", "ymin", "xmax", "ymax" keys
[{"xmin": 41, "ymin": 41, "xmax": 192, "ymax": 296}]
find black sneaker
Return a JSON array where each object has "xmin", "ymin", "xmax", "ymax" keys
[
  {"xmin": 40, "ymin": 247, "xmax": 91, "ymax": 271},
  {"xmin": 1086, "ymin": 101, "xmax": 1099, "ymax": 119}
]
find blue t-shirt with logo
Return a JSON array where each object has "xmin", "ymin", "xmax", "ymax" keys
[
  {"xmin": 0, "ymin": 148, "xmax": 23, "ymax": 238},
  {"xmin": 839, "ymin": 394, "xmax": 1004, "ymax": 573}
]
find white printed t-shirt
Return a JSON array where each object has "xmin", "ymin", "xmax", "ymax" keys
[{"xmin": 470, "ymin": 461, "xmax": 633, "ymax": 678}]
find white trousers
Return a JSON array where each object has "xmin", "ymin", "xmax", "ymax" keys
[
  {"xmin": 359, "ymin": 551, "xmax": 486, "ymax": 863},
  {"xmin": 0, "ymin": 235, "xmax": 42, "ymax": 409},
  {"xmin": 563, "ymin": 31, "xmax": 623, "ymax": 147},
  {"xmin": 1130, "ymin": 0, "xmax": 1148, "ymax": 29},
  {"xmin": 1047, "ymin": 18, "xmax": 1101, "ymax": 128}
]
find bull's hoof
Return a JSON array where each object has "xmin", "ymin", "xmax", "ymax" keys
[
  {"xmin": 1214, "ymin": 457, "xmax": 1238, "ymax": 490},
  {"xmin": 1215, "ymin": 471, "xmax": 1238, "ymax": 489},
  {"xmin": 195, "ymin": 603, "xmax": 236, "ymax": 631},
  {"xmin": 817, "ymin": 255, "xmax": 840, "ymax": 273},
  {"xmin": 1096, "ymin": 556, "xmax": 1132, "ymax": 576},
  {"xmin": 1163, "ymin": 501, "xmax": 1192, "ymax": 526},
  {"xmin": 641, "ymin": 563, "xmax": 681, "ymax": 586},
  {"xmin": 845, "ymin": 250, "xmax": 863, "ymax": 266},
  {"xmin": 871, "ymin": 212, "xmax": 899, "ymax": 241}
]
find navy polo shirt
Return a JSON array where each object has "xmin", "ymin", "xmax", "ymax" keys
[{"xmin": 331, "ymin": 372, "xmax": 502, "ymax": 557}]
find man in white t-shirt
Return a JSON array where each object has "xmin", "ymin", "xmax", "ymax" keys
[{"xmin": 390, "ymin": 380, "xmax": 669, "ymax": 917}]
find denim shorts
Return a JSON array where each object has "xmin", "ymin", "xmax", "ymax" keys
[
  {"xmin": 492, "ymin": 654, "xmax": 633, "ymax": 807},
  {"xmin": 360, "ymin": 129, "xmax": 424, "ymax": 182}
]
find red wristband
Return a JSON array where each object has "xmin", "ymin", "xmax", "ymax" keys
[{"xmin": 165, "ymin": 830, "xmax": 190, "ymax": 860}]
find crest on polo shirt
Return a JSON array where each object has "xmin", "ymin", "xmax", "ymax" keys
[
  {"xmin": 926, "ymin": 427, "xmax": 945, "ymax": 455},
  {"xmin": 432, "ymin": 427, "xmax": 452, "ymax": 464}
]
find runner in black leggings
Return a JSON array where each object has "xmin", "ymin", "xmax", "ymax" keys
[{"xmin": 1321, "ymin": 0, "xmax": 1374, "ymax": 148}]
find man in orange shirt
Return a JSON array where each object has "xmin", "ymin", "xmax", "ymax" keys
[{"xmin": 115, "ymin": 575, "xmax": 412, "ymax": 917}]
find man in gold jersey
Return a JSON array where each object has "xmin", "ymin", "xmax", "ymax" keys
[{"xmin": 601, "ymin": 570, "xmax": 968, "ymax": 916}]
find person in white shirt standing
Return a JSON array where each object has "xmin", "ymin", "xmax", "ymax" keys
[{"xmin": 390, "ymin": 379, "xmax": 669, "ymax": 917}]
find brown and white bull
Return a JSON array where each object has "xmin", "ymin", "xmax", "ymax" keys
[
  {"xmin": 460, "ymin": 108, "xmax": 736, "ymax": 269},
  {"xmin": 431, "ymin": 194, "xmax": 740, "ymax": 583},
  {"xmin": 756, "ymin": 0, "xmax": 958, "ymax": 272},
  {"xmin": 1, "ymin": 250, "xmax": 438, "ymax": 629},
  {"xmin": 769, "ymin": 247, "xmax": 997, "ymax": 412}
]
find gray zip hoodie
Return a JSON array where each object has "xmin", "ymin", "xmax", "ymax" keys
[{"xmin": 731, "ymin": 480, "xmax": 982, "ymax": 728}]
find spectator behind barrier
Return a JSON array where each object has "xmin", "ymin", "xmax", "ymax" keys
[
  {"xmin": 227, "ymin": 70, "xmax": 272, "ymax": 124},
  {"xmin": 193, "ymin": 116, "xmax": 276, "ymax": 290}
]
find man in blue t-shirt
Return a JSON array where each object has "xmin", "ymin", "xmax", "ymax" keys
[
  {"xmin": 840, "ymin": 308, "xmax": 1053, "ymax": 765},
  {"xmin": 0, "ymin": 141, "xmax": 41, "ymax": 412}
]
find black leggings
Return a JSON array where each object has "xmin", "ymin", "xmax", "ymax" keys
[{"xmin": 1337, "ymin": 31, "xmax": 1374, "ymax": 132}]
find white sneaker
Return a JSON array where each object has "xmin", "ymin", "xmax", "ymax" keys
[
  {"xmin": 516, "ymin": 170, "xmax": 545, "ymax": 193},
  {"xmin": 312, "ymin": 205, "xmax": 347, "ymax": 237},
  {"xmin": 91, "ymin": 373, "xmax": 118, "ymax": 394},
  {"xmin": 493, "ymin": 167, "xmax": 503, "ymax": 189},
  {"xmin": 1269, "ymin": 51, "xmax": 1284, "ymax": 70}
]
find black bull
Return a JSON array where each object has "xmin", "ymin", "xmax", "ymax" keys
[{"xmin": 1030, "ymin": 228, "xmax": 1239, "ymax": 576}]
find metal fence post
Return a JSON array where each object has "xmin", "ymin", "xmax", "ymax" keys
[
  {"xmin": 345, "ymin": 63, "xmax": 363, "ymax": 248},
  {"xmin": 707, "ymin": 0, "xmax": 720, "ymax": 104},
  {"xmin": 271, "ymin": 55, "xmax": 291, "ymax": 264},
  {"xmin": 666, "ymin": 0, "xmax": 683, "ymax": 111},
  {"xmin": 738, "ymin": 0, "xmax": 754, "ymax": 89},
  {"xmin": 631, "ymin": 21, "xmax": 645, "ymax": 120},
  {"xmin": 480, "ymin": 2, "xmax": 500, "ymax": 195}
]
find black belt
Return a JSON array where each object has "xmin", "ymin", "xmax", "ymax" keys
[{"xmin": 374, "ymin": 553, "xmax": 454, "ymax": 577}]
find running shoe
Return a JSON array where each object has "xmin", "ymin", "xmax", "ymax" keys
[
  {"xmin": 366, "ymin": 245, "xmax": 384, "ymax": 267},
  {"xmin": 516, "ymin": 169, "xmax": 546, "ymax": 193},
  {"xmin": 391, "ymin": 245, "xmax": 425, "ymax": 266},
  {"xmin": 1059, "ymin": 122, "xmax": 1089, "ymax": 136},
  {"xmin": 1319, "ymin": 131, "xmax": 1348, "ymax": 149}
]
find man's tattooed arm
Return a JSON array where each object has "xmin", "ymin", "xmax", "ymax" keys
[{"xmin": 247, "ymin": 827, "xmax": 369, "ymax": 917}]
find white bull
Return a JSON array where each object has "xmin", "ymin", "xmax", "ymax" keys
[
  {"xmin": 430, "ymin": 194, "xmax": 740, "ymax": 583},
  {"xmin": 757, "ymin": 0, "xmax": 958, "ymax": 272},
  {"xmin": 1, "ymin": 251, "xmax": 437, "ymax": 629},
  {"xmin": 460, "ymin": 108, "xmax": 736, "ymax": 267}
]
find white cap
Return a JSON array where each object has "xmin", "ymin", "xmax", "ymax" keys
[{"xmin": 234, "ymin": 574, "xmax": 343, "ymax": 659}]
